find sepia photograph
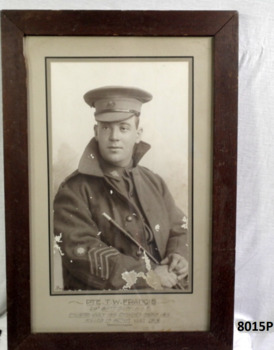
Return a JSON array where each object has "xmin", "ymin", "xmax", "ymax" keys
[
  {"xmin": 24, "ymin": 35, "xmax": 213, "ymax": 333},
  {"xmin": 48, "ymin": 58, "xmax": 192, "ymax": 294}
]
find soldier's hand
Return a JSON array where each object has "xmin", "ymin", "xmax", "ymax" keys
[
  {"xmin": 153, "ymin": 265, "xmax": 178, "ymax": 288},
  {"xmin": 161, "ymin": 254, "xmax": 188, "ymax": 281}
]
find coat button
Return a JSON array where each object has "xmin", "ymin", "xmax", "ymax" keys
[{"xmin": 126, "ymin": 215, "xmax": 133, "ymax": 222}]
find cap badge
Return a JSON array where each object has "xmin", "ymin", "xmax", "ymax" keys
[{"xmin": 106, "ymin": 100, "xmax": 116, "ymax": 108}]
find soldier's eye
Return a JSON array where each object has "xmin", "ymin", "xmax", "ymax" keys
[{"xmin": 120, "ymin": 125, "xmax": 130, "ymax": 132}]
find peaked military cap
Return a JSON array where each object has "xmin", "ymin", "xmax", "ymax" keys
[{"xmin": 83, "ymin": 86, "xmax": 152, "ymax": 122}]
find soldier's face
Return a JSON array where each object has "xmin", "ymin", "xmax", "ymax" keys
[{"xmin": 94, "ymin": 116, "xmax": 143, "ymax": 167}]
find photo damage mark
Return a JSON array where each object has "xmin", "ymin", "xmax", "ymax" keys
[{"xmin": 122, "ymin": 252, "xmax": 162, "ymax": 290}]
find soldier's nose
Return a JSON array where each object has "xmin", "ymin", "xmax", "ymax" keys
[{"xmin": 109, "ymin": 127, "xmax": 120, "ymax": 141}]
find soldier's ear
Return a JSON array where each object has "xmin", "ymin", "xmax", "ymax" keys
[
  {"xmin": 94, "ymin": 124, "xmax": 98, "ymax": 140},
  {"xmin": 136, "ymin": 127, "xmax": 143, "ymax": 143}
]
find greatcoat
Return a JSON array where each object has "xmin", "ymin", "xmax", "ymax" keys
[{"xmin": 54, "ymin": 138, "xmax": 188, "ymax": 290}]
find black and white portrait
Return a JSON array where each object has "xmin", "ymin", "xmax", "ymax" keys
[{"xmin": 49, "ymin": 58, "xmax": 192, "ymax": 294}]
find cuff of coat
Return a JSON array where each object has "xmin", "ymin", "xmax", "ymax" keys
[{"xmin": 88, "ymin": 246, "xmax": 120, "ymax": 281}]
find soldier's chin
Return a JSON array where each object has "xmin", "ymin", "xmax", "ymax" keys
[{"xmin": 105, "ymin": 155, "xmax": 126, "ymax": 166}]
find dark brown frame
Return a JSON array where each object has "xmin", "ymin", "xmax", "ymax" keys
[{"xmin": 1, "ymin": 10, "xmax": 238, "ymax": 350}]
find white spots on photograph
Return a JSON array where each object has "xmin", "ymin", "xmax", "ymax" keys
[
  {"xmin": 122, "ymin": 270, "xmax": 139, "ymax": 289},
  {"xmin": 89, "ymin": 196, "xmax": 93, "ymax": 200},
  {"xmin": 70, "ymin": 260, "xmax": 73, "ymax": 263},
  {"xmin": 89, "ymin": 153, "xmax": 95, "ymax": 159},
  {"xmin": 97, "ymin": 231, "xmax": 102, "ymax": 236},
  {"xmin": 75, "ymin": 246, "xmax": 86, "ymax": 256},
  {"xmin": 141, "ymin": 251, "xmax": 152, "ymax": 271},
  {"xmin": 55, "ymin": 232, "xmax": 63, "ymax": 243},
  {"xmin": 155, "ymin": 224, "xmax": 160, "ymax": 232},
  {"xmin": 53, "ymin": 233, "xmax": 64, "ymax": 256},
  {"xmin": 53, "ymin": 245, "xmax": 64, "ymax": 256},
  {"xmin": 110, "ymin": 189, "xmax": 113, "ymax": 195},
  {"xmin": 181, "ymin": 216, "xmax": 188, "ymax": 229},
  {"xmin": 122, "ymin": 251, "xmax": 162, "ymax": 290}
]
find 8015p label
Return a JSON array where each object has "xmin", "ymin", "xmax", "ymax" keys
[{"xmin": 237, "ymin": 321, "xmax": 273, "ymax": 332}]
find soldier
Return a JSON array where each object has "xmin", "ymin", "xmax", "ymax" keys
[{"xmin": 54, "ymin": 86, "xmax": 189, "ymax": 291}]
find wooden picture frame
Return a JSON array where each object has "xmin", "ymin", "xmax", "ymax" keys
[{"xmin": 2, "ymin": 10, "xmax": 238, "ymax": 350}]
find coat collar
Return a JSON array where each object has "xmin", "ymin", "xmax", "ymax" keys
[{"xmin": 78, "ymin": 137, "xmax": 151, "ymax": 177}]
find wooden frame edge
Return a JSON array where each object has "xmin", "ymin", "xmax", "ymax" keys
[{"xmin": 1, "ymin": 10, "xmax": 238, "ymax": 350}]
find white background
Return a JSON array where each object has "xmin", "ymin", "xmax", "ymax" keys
[
  {"xmin": 49, "ymin": 58, "xmax": 189, "ymax": 211},
  {"xmin": 1, "ymin": 1, "xmax": 274, "ymax": 349}
]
